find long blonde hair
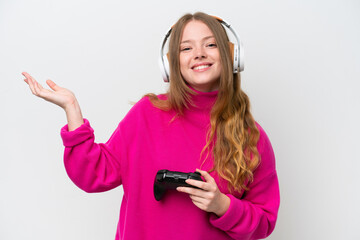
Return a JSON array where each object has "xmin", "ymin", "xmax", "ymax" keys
[{"xmin": 146, "ymin": 12, "xmax": 260, "ymax": 192}]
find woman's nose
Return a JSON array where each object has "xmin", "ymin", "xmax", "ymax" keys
[{"xmin": 194, "ymin": 47, "xmax": 207, "ymax": 59}]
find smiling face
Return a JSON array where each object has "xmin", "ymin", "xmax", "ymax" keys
[{"xmin": 179, "ymin": 20, "xmax": 222, "ymax": 92}]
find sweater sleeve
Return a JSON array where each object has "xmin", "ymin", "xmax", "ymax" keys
[
  {"xmin": 209, "ymin": 124, "xmax": 280, "ymax": 240},
  {"xmin": 60, "ymin": 118, "xmax": 124, "ymax": 193}
]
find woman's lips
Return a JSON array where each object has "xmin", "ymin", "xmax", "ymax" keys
[{"xmin": 192, "ymin": 63, "xmax": 212, "ymax": 72}]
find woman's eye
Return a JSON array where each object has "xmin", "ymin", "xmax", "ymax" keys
[
  {"xmin": 181, "ymin": 47, "xmax": 191, "ymax": 51},
  {"xmin": 207, "ymin": 43, "xmax": 217, "ymax": 47}
]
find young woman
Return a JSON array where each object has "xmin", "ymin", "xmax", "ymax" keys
[{"xmin": 23, "ymin": 12, "xmax": 279, "ymax": 240}]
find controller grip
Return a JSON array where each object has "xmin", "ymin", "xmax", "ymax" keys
[{"xmin": 153, "ymin": 169, "xmax": 203, "ymax": 201}]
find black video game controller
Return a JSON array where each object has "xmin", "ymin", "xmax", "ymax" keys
[{"xmin": 154, "ymin": 169, "xmax": 204, "ymax": 201}]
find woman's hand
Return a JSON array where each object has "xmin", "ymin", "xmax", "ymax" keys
[
  {"xmin": 177, "ymin": 169, "xmax": 230, "ymax": 217},
  {"xmin": 23, "ymin": 72, "xmax": 84, "ymax": 131},
  {"xmin": 22, "ymin": 72, "xmax": 77, "ymax": 111}
]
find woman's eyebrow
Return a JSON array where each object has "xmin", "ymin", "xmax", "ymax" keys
[{"xmin": 180, "ymin": 35, "xmax": 215, "ymax": 44}]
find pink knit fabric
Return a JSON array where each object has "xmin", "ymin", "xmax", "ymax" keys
[{"xmin": 60, "ymin": 89, "xmax": 280, "ymax": 240}]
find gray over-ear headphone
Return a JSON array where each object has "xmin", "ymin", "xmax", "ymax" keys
[{"xmin": 159, "ymin": 16, "xmax": 244, "ymax": 83}]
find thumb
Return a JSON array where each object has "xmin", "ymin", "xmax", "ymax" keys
[{"xmin": 46, "ymin": 79, "xmax": 61, "ymax": 91}]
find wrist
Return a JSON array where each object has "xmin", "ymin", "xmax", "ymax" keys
[
  {"xmin": 64, "ymin": 99, "xmax": 80, "ymax": 113},
  {"xmin": 64, "ymin": 100, "xmax": 84, "ymax": 131},
  {"xmin": 215, "ymin": 194, "xmax": 230, "ymax": 217}
]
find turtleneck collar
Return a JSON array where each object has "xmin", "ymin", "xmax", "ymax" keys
[{"xmin": 186, "ymin": 85, "xmax": 218, "ymax": 110}]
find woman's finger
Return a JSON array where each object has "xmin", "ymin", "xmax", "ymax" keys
[
  {"xmin": 22, "ymin": 72, "xmax": 31, "ymax": 79},
  {"xmin": 23, "ymin": 72, "xmax": 38, "ymax": 94},
  {"xmin": 190, "ymin": 198, "xmax": 206, "ymax": 211},
  {"xmin": 196, "ymin": 169, "xmax": 215, "ymax": 184},
  {"xmin": 185, "ymin": 179, "xmax": 210, "ymax": 191},
  {"xmin": 46, "ymin": 79, "xmax": 61, "ymax": 91},
  {"xmin": 23, "ymin": 72, "xmax": 50, "ymax": 97},
  {"xmin": 33, "ymin": 80, "xmax": 43, "ymax": 95},
  {"xmin": 189, "ymin": 194, "xmax": 205, "ymax": 204},
  {"xmin": 33, "ymin": 81, "xmax": 43, "ymax": 96},
  {"xmin": 35, "ymin": 81, "xmax": 55, "ymax": 100},
  {"xmin": 27, "ymin": 76, "xmax": 37, "ymax": 95},
  {"xmin": 177, "ymin": 186, "xmax": 206, "ymax": 198},
  {"xmin": 28, "ymin": 73, "xmax": 38, "ymax": 84},
  {"xmin": 35, "ymin": 80, "xmax": 50, "ymax": 94}
]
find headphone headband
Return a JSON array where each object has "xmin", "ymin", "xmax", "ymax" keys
[{"xmin": 159, "ymin": 16, "xmax": 244, "ymax": 82}]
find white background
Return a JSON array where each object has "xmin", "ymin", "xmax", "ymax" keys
[{"xmin": 1, "ymin": 0, "xmax": 359, "ymax": 239}]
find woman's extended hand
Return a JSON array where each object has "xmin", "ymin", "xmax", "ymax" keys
[
  {"xmin": 177, "ymin": 169, "xmax": 231, "ymax": 217},
  {"xmin": 22, "ymin": 72, "xmax": 77, "ymax": 111},
  {"xmin": 23, "ymin": 72, "xmax": 84, "ymax": 131}
]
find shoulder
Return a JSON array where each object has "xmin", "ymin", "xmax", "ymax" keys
[
  {"xmin": 128, "ymin": 94, "xmax": 167, "ymax": 113},
  {"xmin": 121, "ymin": 94, "xmax": 170, "ymax": 124},
  {"xmin": 135, "ymin": 94, "xmax": 168, "ymax": 107},
  {"xmin": 254, "ymin": 122, "xmax": 276, "ymax": 173},
  {"xmin": 255, "ymin": 122, "xmax": 273, "ymax": 155}
]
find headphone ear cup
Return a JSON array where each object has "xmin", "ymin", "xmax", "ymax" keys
[
  {"xmin": 238, "ymin": 41, "xmax": 244, "ymax": 72},
  {"xmin": 229, "ymin": 41, "xmax": 244, "ymax": 73},
  {"xmin": 159, "ymin": 53, "xmax": 170, "ymax": 82},
  {"xmin": 228, "ymin": 42, "xmax": 235, "ymax": 71},
  {"xmin": 233, "ymin": 44, "xmax": 240, "ymax": 73}
]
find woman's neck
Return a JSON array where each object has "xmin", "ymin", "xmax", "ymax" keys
[{"xmin": 186, "ymin": 85, "xmax": 218, "ymax": 111}]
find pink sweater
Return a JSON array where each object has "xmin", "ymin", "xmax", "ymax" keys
[{"xmin": 60, "ymin": 89, "xmax": 280, "ymax": 240}]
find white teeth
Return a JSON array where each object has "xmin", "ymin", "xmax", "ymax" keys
[{"xmin": 194, "ymin": 65, "xmax": 210, "ymax": 70}]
